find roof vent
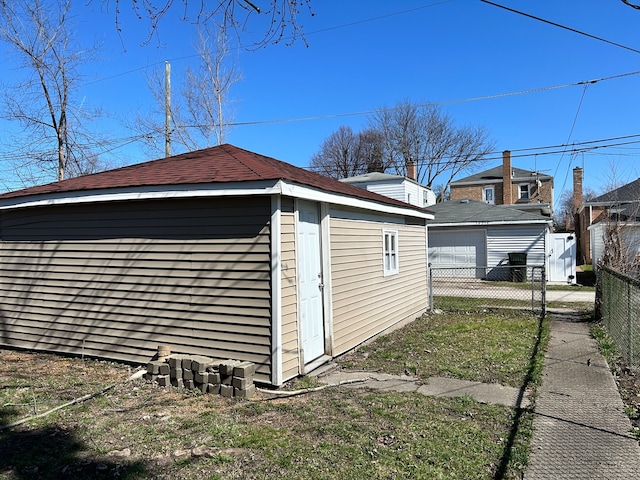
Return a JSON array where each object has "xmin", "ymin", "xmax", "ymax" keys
[{"xmin": 460, "ymin": 199, "xmax": 470, "ymax": 203}]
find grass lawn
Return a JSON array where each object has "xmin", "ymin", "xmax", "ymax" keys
[{"xmin": 0, "ymin": 307, "xmax": 548, "ymax": 480}]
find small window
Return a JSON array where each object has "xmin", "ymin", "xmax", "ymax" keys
[
  {"xmin": 483, "ymin": 186, "xmax": 495, "ymax": 204},
  {"xmin": 383, "ymin": 230, "xmax": 399, "ymax": 276},
  {"xmin": 519, "ymin": 183, "xmax": 530, "ymax": 200}
]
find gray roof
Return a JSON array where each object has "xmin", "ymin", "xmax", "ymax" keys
[
  {"xmin": 584, "ymin": 178, "xmax": 640, "ymax": 221},
  {"xmin": 427, "ymin": 199, "xmax": 552, "ymax": 226},
  {"xmin": 451, "ymin": 165, "xmax": 553, "ymax": 185},
  {"xmin": 591, "ymin": 178, "xmax": 640, "ymax": 203}
]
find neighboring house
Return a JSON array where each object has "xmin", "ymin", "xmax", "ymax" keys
[
  {"xmin": 0, "ymin": 144, "xmax": 434, "ymax": 386},
  {"xmin": 340, "ymin": 168, "xmax": 437, "ymax": 208},
  {"xmin": 589, "ymin": 221, "xmax": 640, "ymax": 272},
  {"xmin": 427, "ymin": 199, "xmax": 565, "ymax": 281},
  {"xmin": 574, "ymin": 167, "xmax": 640, "ymax": 265},
  {"xmin": 450, "ymin": 150, "xmax": 554, "ymax": 217}
]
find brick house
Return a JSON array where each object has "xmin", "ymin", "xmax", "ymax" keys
[
  {"xmin": 450, "ymin": 150, "xmax": 554, "ymax": 217},
  {"xmin": 573, "ymin": 167, "xmax": 640, "ymax": 265}
]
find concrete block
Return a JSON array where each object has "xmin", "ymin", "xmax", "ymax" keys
[
  {"xmin": 157, "ymin": 375, "xmax": 170, "ymax": 387},
  {"xmin": 171, "ymin": 377, "xmax": 184, "ymax": 388},
  {"xmin": 234, "ymin": 385, "xmax": 256, "ymax": 399},
  {"xmin": 146, "ymin": 361, "xmax": 165, "ymax": 375},
  {"xmin": 198, "ymin": 382, "xmax": 208, "ymax": 394},
  {"xmin": 208, "ymin": 372, "xmax": 221, "ymax": 384},
  {"xmin": 181, "ymin": 357, "xmax": 194, "ymax": 369},
  {"xmin": 220, "ymin": 384, "xmax": 234, "ymax": 398},
  {"xmin": 145, "ymin": 373, "xmax": 158, "ymax": 382},
  {"xmin": 233, "ymin": 361, "xmax": 256, "ymax": 378},
  {"xmin": 191, "ymin": 356, "xmax": 215, "ymax": 373},
  {"xmin": 168, "ymin": 356, "xmax": 184, "ymax": 369},
  {"xmin": 170, "ymin": 367, "xmax": 182, "ymax": 380},
  {"xmin": 232, "ymin": 377, "xmax": 252, "ymax": 390},
  {"xmin": 219, "ymin": 360, "xmax": 239, "ymax": 376},
  {"xmin": 206, "ymin": 365, "xmax": 220, "ymax": 373},
  {"xmin": 194, "ymin": 372, "xmax": 209, "ymax": 384},
  {"xmin": 184, "ymin": 379, "xmax": 195, "ymax": 390},
  {"xmin": 183, "ymin": 370, "xmax": 194, "ymax": 381},
  {"xmin": 207, "ymin": 383, "xmax": 220, "ymax": 395},
  {"xmin": 221, "ymin": 374, "xmax": 233, "ymax": 385},
  {"xmin": 158, "ymin": 363, "xmax": 170, "ymax": 375}
]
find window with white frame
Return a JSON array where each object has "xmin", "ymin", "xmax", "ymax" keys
[
  {"xmin": 483, "ymin": 186, "xmax": 495, "ymax": 204},
  {"xmin": 519, "ymin": 183, "xmax": 530, "ymax": 200},
  {"xmin": 383, "ymin": 230, "xmax": 399, "ymax": 276}
]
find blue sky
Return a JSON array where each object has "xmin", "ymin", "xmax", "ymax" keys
[{"xmin": 1, "ymin": 0, "xmax": 640, "ymax": 204}]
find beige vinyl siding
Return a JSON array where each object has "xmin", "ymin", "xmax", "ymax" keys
[
  {"xmin": 280, "ymin": 197, "xmax": 299, "ymax": 381},
  {"xmin": 0, "ymin": 197, "xmax": 273, "ymax": 383},
  {"xmin": 330, "ymin": 215, "xmax": 427, "ymax": 355}
]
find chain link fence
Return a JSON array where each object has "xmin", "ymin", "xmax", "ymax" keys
[
  {"xmin": 599, "ymin": 267, "xmax": 640, "ymax": 372},
  {"xmin": 428, "ymin": 265, "xmax": 546, "ymax": 316}
]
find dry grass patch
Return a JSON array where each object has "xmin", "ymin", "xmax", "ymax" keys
[{"xmin": 1, "ymin": 348, "xmax": 531, "ymax": 479}]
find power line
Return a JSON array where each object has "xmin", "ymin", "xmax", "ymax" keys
[
  {"xmin": 481, "ymin": 0, "xmax": 640, "ymax": 55},
  {"xmin": 304, "ymin": 136, "xmax": 640, "ymax": 173},
  {"xmin": 168, "ymin": 70, "xmax": 640, "ymax": 129},
  {"xmin": 554, "ymin": 83, "xmax": 590, "ymax": 186}
]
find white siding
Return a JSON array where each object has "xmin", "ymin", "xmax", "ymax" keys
[
  {"xmin": 364, "ymin": 182, "xmax": 406, "ymax": 204},
  {"xmin": 352, "ymin": 179, "xmax": 435, "ymax": 208},
  {"xmin": 486, "ymin": 225, "xmax": 547, "ymax": 266}
]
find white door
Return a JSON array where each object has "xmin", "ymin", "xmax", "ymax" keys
[
  {"xmin": 297, "ymin": 201, "xmax": 325, "ymax": 364},
  {"xmin": 549, "ymin": 233, "xmax": 576, "ymax": 283}
]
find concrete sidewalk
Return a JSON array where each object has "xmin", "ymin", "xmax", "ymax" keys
[{"xmin": 525, "ymin": 310, "xmax": 640, "ymax": 479}]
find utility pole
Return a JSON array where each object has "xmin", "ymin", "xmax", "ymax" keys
[{"xmin": 165, "ymin": 61, "xmax": 171, "ymax": 157}]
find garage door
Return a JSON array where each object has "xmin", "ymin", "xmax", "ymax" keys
[{"xmin": 429, "ymin": 229, "xmax": 486, "ymax": 278}]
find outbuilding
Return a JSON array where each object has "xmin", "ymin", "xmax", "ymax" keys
[
  {"xmin": 427, "ymin": 199, "xmax": 553, "ymax": 280},
  {"xmin": 0, "ymin": 145, "xmax": 433, "ymax": 385}
]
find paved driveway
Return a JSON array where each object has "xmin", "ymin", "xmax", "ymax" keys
[{"xmin": 431, "ymin": 279, "xmax": 594, "ymax": 304}]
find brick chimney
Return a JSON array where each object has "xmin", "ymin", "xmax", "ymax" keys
[
  {"xmin": 573, "ymin": 167, "xmax": 583, "ymax": 214},
  {"xmin": 502, "ymin": 150, "xmax": 513, "ymax": 205},
  {"xmin": 407, "ymin": 160, "xmax": 417, "ymax": 181}
]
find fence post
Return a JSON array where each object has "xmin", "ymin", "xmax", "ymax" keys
[
  {"xmin": 629, "ymin": 280, "xmax": 633, "ymax": 368},
  {"xmin": 428, "ymin": 263, "xmax": 434, "ymax": 313},
  {"xmin": 541, "ymin": 266, "xmax": 546, "ymax": 318}
]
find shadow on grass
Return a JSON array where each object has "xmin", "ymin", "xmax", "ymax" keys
[
  {"xmin": 0, "ymin": 417, "xmax": 149, "ymax": 479},
  {"xmin": 494, "ymin": 312, "xmax": 547, "ymax": 480}
]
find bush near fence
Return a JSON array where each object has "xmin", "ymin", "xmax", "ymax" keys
[{"xmin": 599, "ymin": 267, "xmax": 640, "ymax": 373}]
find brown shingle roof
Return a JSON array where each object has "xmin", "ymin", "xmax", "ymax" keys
[{"xmin": 0, "ymin": 144, "xmax": 429, "ymax": 213}]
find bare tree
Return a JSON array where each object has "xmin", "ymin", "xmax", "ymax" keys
[
  {"xmin": 310, "ymin": 126, "xmax": 366, "ymax": 179},
  {"xmin": 183, "ymin": 24, "xmax": 241, "ymax": 146},
  {"xmin": 136, "ymin": 24, "xmax": 241, "ymax": 155},
  {"xmin": 554, "ymin": 187, "xmax": 598, "ymax": 230},
  {"xmin": 369, "ymin": 100, "xmax": 494, "ymax": 197},
  {"xmin": 0, "ymin": 0, "xmax": 109, "ymax": 183},
  {"xmin": 101, "ymin": 0, "xmax": 314, "ymax": 48},
  {"xmin": 599, "ymin": 203, "xmax": 640, "ymax": 278}
]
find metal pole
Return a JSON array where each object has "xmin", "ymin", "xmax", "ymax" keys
[{"xmin": 428, "ymin": 263, "xmax": 434, "ymax": 313}]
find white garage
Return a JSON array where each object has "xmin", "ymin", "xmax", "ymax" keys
[{"xmin": 427, "ymin": 199, "xmax": 553, "ymax": 280}]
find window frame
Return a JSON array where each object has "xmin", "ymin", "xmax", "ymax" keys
[
  {"xmin": 519, "ymin": 183, "xmax": 530, "ymax": 200},
  {"xmin": 383, "ymin": 229, "xmax": 399, "ymax": 276}
]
